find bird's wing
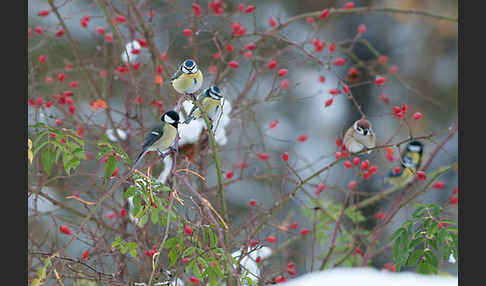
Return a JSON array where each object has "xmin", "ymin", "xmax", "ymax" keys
[{"xmin": 142, "ymin": 124, "xmax": 165, "ymax": 150}]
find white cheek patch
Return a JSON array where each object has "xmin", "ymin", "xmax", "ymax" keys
[
  {"xmin": 164, "ymin": 115, "xmax": 175, "ymax": 124},
  {"xmin": 408, "ymin": 145, "xmax": 422, "ymax": 152}
]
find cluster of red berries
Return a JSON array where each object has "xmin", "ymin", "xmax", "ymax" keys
[
  {"xmin": 208, "ymin": 0, "xmax": 224, "ymax": 15},
  {"xmin": 392, "ymin": 104, "xmax": 408, "ymax": 119},
  {"xmin": 145, "ymin": 245, "xmax": 158, "ymax": 257}
]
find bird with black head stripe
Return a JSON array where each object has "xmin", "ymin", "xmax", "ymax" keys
[
  {"xmin": 183, "ymin": 85, "xmax": 223, "ymax": 128},
  {"xmin": 170, "ymin": 59, "xmax": 203, "ymax": 98},
  {"xmin": 131, "ymin": 110, "xmax": 180, "ymax": 171},
  {"xmin": 386, "ymin": 141, "xmax": 424, "ymax": 186}
]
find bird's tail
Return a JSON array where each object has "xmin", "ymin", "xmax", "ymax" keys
[{"xmin": 130, "ymin": 149, "xmax": 147, "ymax": 172}]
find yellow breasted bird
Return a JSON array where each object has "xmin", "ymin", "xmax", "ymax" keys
[
  {"xmin": 183, "ymin": 86, "xmax": 223, "ymax": 125},
  {"xmin": 170, "ymin": 59, "xmax": 203, "ymax": 96},
  {"xmin": 386, "ymin": 141, "xmax": 424, "ymax": 186},
  {"xmin": 131, "ymin": 111, "xmax": 180, "ymax": 171}
]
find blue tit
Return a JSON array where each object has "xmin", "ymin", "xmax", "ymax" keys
[
  {"xmin": 131, "ymin": 110, "xmax": 180, "ymax": 171},
  {"xmin": 343, "ymin": 118, "xmax": 376, "ymax": 154},
  {"xmin": 170, "ymin": 59, "xmax": 203, "ymax": 96},
  {"xmin": 183, "ymin": 86, "xmax": 223, "ymax": 125},
  {"xmin": 386, "ymin": 141, "xmax": 424, "ymax": 186}
]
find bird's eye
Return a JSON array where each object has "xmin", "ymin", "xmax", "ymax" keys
[
  {"xmin": 213, "ymin": 86, "xmax": 220, "ymax": 93},
  {"xmin": 184, "ymin": 60, "xmax": 194, "ymax": 67}
]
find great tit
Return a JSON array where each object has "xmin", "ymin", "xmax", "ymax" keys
[
  {"xmin": 131, "ymin": 110, "xmax": 180, "ymax": 171},
  {"xmin": 343, "ymin": 118, "xmax": 376, "ymax": 154},
  {"xmin": 386, "ymin": 141, "xmax": 424, "ymax": 186},
  {"xmin": 183, "ymin": 86, "xmax": 223, "ymax": 125},
  {"xmin": 170, "ymin": 59, "xmax": 203, "ymax": 96}
]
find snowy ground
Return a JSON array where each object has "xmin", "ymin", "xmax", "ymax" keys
[{"xmin": 284, "ymin": 267, "xmax": 457, "ymax": 286}]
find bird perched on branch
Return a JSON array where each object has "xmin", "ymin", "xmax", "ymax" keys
[
  {"xmin": 386, "ymin": 141, "xmax": 424, "ymax": 186},
  {"xmin": 170, "ymin": 59, "xmax": 203, "ymax": 97},
  {"xmin": 131, "ymin": 111, "xmax": 180, "ymax": 171},
  {"xmin": 183, "ymin": 86, "xmax": 223, "ymax": 126},
  {"xmin": 343, "ymin": 118, "xmax": 376, "ymax": 154}
]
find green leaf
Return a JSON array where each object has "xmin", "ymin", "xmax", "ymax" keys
[
  {"xmin": 138, "ymin": 213, "xmax": 149, "ymax": 227},
  {"xmin": 193, "ymin": 261, "xmax": 202, "ymax": 278},
  {"xmin": 197, "ymin": 257, "xmax": 208, "ymax": 268},
  {"xmin": 390, "ymin": 228, "xmax": 406, "ymax": 241},
  {"xmin": 121, "ymin": 245, "xmax": 128, "ymax": 254},
  {"xmin": 424, "ymin": 251, "xmax": 439, "ymax": 270},
  {"xmin": 129, "ymin": 247, "xmax": 137, "ymax": 258},
  {"xmin": 209, "ymin": 229, "xmax": 217, "ymax": 248},
  {"xmin": 151, "ymin": 208, "xmax": 160, "ymax": 224},
  {"xmin": 33, "ymin": 140, "xmax": 49, "ymax": 157},
  {"xmin": 408, "ymin": 250, "xmax": 424, "ymax": 267},
  {"xmin": 163, "ymin": 237, "xmax": 178, "ymax": 249},
  {"xmin": 123, "ymin": 186, "xmax": 136, "ymax": 199},
  {"xmin": 409, "ymin": 237, "xmax": 423, "ymax": 250},
  {"xmin": 42, "ymin": 147, "xmax": 53, "ymax": 175},
  {"xmin": 183, "ymin": 247, "xmax": 197, "ymax": 257},
  {"xmin": 105, "ymin": 155, "xmax": 117, "ymax": 178},
  {"xmin": 169, "ymin": 248, "xmax": 177, "ymax": 267},
  {"xmin": 65, "ymin": 158, "xmax": 80, "ymax": 175}
]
